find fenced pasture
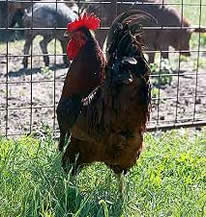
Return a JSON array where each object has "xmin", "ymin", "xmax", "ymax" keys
[
  {"xmin": 0, "ymin": 0, "xmax": 206, "ymax": 137},
  {"xmin": 0, "ymin": 1, "xmax": 206, "ymax": 216}
]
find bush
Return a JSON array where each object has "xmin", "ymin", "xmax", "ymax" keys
[{"xmin": 150, "ymin": 59, "xmax": 174, "ymax": 87}]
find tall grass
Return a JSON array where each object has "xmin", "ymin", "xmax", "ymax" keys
[{"xmin": 0, "ymin": 129, "xmax": 205, "ymax": 217}]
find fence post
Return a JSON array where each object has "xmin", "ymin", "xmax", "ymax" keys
[{"xmin": 110, "ymin": 0, "xmax": 117, "ymax": 22}]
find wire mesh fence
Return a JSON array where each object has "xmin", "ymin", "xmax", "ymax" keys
[{"xmin": 0, "ymin": 0, "xmax": 206, "ymax": 137}]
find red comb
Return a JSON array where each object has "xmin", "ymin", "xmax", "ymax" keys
[{"xmin": 67, "ymin": 13, "xmax": 100, "ymax": 32}]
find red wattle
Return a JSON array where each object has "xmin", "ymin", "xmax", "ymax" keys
[
  {"xmin": 66, "ymin": 39, "xmax": 80, "ymax": 60},
  {"xmin": 66, "ymin": 39, "xmax": 86, "ymax": 60}
]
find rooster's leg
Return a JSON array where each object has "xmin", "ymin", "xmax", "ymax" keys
[
  {"xmin": 59, "ymin": 131, "xmax": 65, "ymax": 152},
  {"xmin": 59, "ymin": 129, "xmax": 71, "ymax": 152},
  {"xmin": 62, "ymin": 137, "xmax": 82, "ymax": 174},
  {"xmin": 117, "ymin": 173, "xmax": 125, "ymax": 195},
  {"xmin": 107, "ymin": 164, "xmax": 127, "ymax": 195},
  {"xmin": 62, "ymin": 137, "xmax": 96, "ymax": 175}
]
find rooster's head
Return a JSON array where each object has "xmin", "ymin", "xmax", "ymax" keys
[{"xmin": 65, "ymin": 13, "xmax": 100, "ymax": 60}]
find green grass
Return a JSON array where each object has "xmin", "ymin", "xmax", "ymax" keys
[{"xmin": 0, "ymin": 129, "xmax": 205, "ymax": 217}]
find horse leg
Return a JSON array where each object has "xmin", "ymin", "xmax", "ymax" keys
[
  {"xmin": 22, "ymin": 32, "xmax": 35, "ymax": 68},
  {"xmin": 161, "ymin": 49, "xmax": 169, "ymax": 60},
  {"xmin": 40, "ymin": 36, "xmax": 52, "ymax": 66},
  {"xmin": 147, "ymin": 52, "xmax": 155, "ymax": 64},
  {"xmin": 60, "ymin": 40, "xmax": 70, "ymax": 66},
  {"xmin": 160, "ymin": 45, "xmax": 169, "ymax": 60}
]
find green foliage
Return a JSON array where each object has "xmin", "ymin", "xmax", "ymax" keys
[
  {"xmin": 200, "ymin": 33, "xmax": 206, "ymax": 47},
  {"xmin": 151, "ymin": 87, "xmax": 159, "ymax": 99},
  {"xmin": 41, "ymin": 66, "xmax": 53, "ymax": 75},
  {"xmin": 0, "ymin": 129, "xmax": 206, "ymax": 217},
  {"xmin": 150, "ymin": 59, "xmax": 174, "ymax": 87},
  {"xmin": 180, "ymin": 55, "xmax": 189, "ymax": 62}
]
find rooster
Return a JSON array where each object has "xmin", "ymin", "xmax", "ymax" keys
[
  {"xmin": 57, "ymin": 10, "xmax": 153, "ymax": 180},
  {"xmin": 56, "ymin": 13, "xmax": 106, "ymax": 152}
]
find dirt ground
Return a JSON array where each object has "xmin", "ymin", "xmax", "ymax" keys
[{"xmin": 0, "ymin": 40, "xmax": 206, "ymax": 136}]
